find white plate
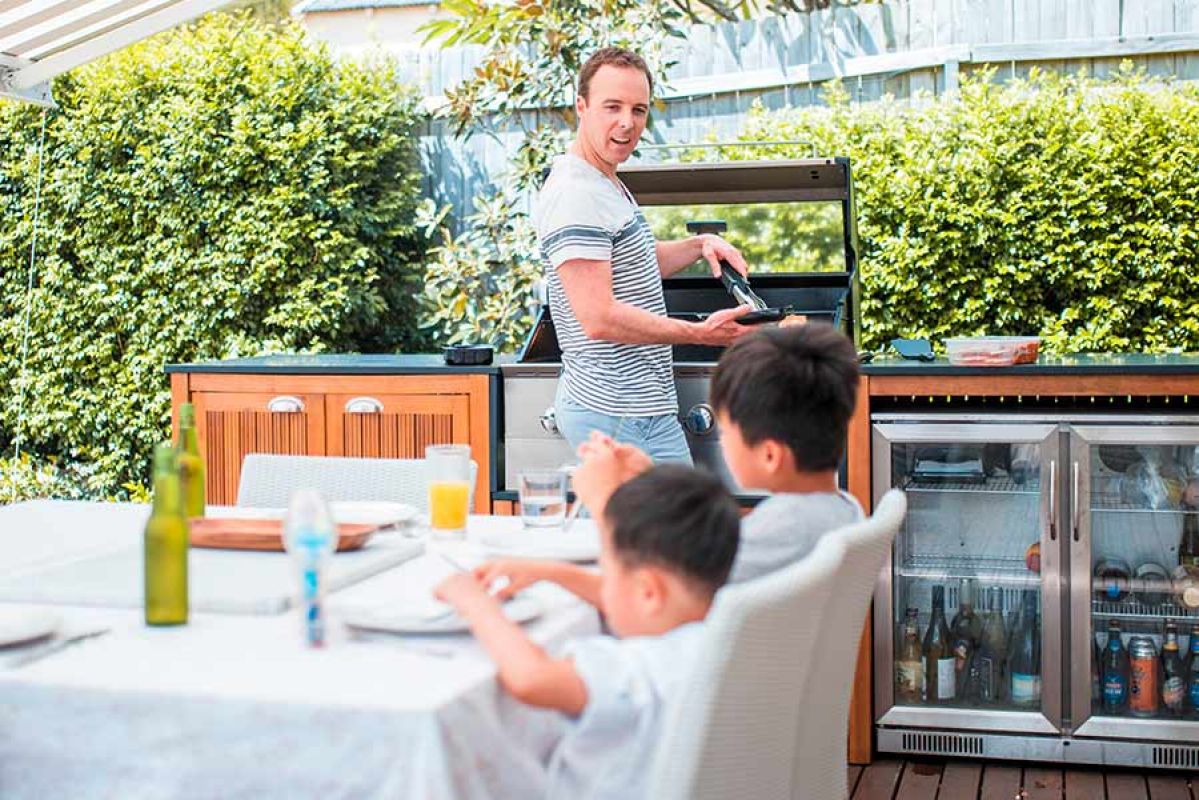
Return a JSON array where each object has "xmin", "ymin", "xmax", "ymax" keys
[
  {"xmin": 0, "ymin": 607, "xmax": 59, "ymax": 648},
  {"xmin": 342, "ymin": 596, "xmax": 541, "ymax": 635},
  {"xmin": 478, "ymin": 529, "xmax": 600, "ymax": 563},
  {"xmin": 328, "ymin": 502, "xmax": 420, "ymax": 528}
]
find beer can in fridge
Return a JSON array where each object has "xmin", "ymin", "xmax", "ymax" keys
[{"xmin": 1129, "ymin": 636, "xmax": 1160, "ymax": 718}]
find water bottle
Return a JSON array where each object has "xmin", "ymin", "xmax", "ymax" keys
[{"xmin": 284, "ymin": 489, "xmax": 339, "ymax": 647}]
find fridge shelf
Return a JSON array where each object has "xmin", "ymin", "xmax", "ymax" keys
[
  {"xmin": 901, "ymin": 475, "xmax": 1040, "ymax": 495},
  {"xmin": 1091, "ymin": 491, "xmax": 1199, "ymax": 513},
  {"xmin": 899, "ymin": 554, "xmax": 1041, "ymax": 585},
  {"xmin": 1091, "ymin": 599, "xmax": 1199, "ymax": 622}
]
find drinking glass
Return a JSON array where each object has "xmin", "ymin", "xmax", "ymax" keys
[
  {"xmin": 519, "ymin": 470, "xmax": 568, "ymax": 528},
  {"xmin": 426, "ymin": 444, "xmax": 471, "ymax": 540}
]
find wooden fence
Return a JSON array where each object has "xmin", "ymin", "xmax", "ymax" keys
[{"xmin": 395, "ymin": 0, "xmax": 1199, "ymax": 221}]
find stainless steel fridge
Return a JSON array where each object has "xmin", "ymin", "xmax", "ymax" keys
[{"xmin": 872, "ymin": 412, "xmax": 1199, "ymax": 769}]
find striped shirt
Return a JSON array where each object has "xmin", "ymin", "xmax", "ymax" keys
[{"xmin": 534, "ymin": 154, "xmax": 677, "ymax": 417}]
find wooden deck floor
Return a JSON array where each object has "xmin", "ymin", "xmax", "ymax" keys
[{"xmin": 848, "ymin": 759, "xmax": 1199, "ymax": 800}]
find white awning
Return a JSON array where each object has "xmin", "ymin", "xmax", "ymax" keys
[{"xmin": 0, "ymin": 0, "xmax": 238, "ymax": 106}]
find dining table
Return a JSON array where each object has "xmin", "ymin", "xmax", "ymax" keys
[{"xmin": 0, "ymin": 500, "xmax": 602, "ymax": 800}]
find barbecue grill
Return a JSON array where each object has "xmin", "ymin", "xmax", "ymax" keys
[{"xmin": 499, "ymin": 158, "xmax": 861, "ymax": 498}]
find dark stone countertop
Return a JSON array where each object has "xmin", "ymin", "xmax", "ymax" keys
[
  {"xmin": 862, "ymin": 353, "xmax": 1199, "ymax": 376},
  {"xmin": 167, "ymin": 352, "xmax": 1199, "ymax": 377},
  {"xmin": 165, "ymin": 353, "xmax": 520, "ymax": 375}
]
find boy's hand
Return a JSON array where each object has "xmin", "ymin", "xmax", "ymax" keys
[
  {"xmin": 434, "ymin": 572, "xmax": 492, "ymax": 611},
  {"xmin": 573, "ymin": 432, "xmax": 652, "ymax": 515},
  {"xmin": 473, "ymin": 559, "xmax": 545, "ymax": 601}
]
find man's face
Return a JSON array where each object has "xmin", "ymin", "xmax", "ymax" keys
[{"xmin": 576, "ymin": 65, "xmax": 650, "ymax": 170}]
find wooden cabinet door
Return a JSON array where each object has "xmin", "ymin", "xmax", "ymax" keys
[
  {"xmin": 326, "ymin": 393, "xmax": 470, "ymax": 459},
  {"xmin": 326, "ymin": 392, "xmax": 492, "ymax": 512},
  {"xmin": 192, "ymin": 391, "xmax": 326, "ymax": 505}
]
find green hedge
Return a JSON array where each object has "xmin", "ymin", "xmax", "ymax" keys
[
  {"xmin": 0, "ymin": 12, "xmax": 428, "ymax": 499},
  {"xmin": 721, "ymin": 67, "xmax": 1199, "ymax": 354}
]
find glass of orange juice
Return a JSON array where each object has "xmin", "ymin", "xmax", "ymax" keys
[{"xmin": 426, "ymin": 444, "xmax": 471, "ymax": 539}]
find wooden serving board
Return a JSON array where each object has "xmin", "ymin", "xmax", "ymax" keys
[{"xmin": 188, "ymin": 518, "xmax": 376, "ymax": 552}]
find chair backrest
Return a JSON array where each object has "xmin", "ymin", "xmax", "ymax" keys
[
  {"xmin": 647, "ymin": 531, "xmax": 847, "ymax": 800},
  {"xmin": 235, "ymin": 453, "xmax": 479, "ymax": 511},
  {"xmin": 792, "ymin": 489, "xmax": 907, "ymax": 800}
]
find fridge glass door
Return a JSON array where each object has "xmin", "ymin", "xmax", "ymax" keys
[
  {"xmin": 874, "ymin": 422, "xmax": 1062, "ymax": 735},
  {"xmin": 1070, "ymin": 426, "xmax": 1199, "ymax": 741}
]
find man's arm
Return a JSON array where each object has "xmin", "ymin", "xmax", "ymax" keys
[
  {"xmin": 558, "ymin": 258, "xmax": 750, "ymax": 347},
  {"xmin": 655, "ymin": 234, "xmax": 750, "ymax": 278},
  {"xmin": 437, "ymin": 574, "xmax": 588, "ymax": 715}
]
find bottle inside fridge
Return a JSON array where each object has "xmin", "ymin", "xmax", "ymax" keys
[
  {"xmin": 888, "ymin": 440, "xmax": 1045, "ymax": 712},
  {"xmin": 1089, "ymin": 443, "xmax": 1199, "ymax": 721}
]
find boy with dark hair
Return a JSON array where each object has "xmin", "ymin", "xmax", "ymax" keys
[
  {"xmin": 709, "ymin": 322, "xmax": 862, "ymax": 581},
  {"xmin": 435, "ymin": 465, "xmax": 740, "ymax": 799},
  {"xmin": 478, "ymin": 323, "xmax": 861, "ymax": 599}
]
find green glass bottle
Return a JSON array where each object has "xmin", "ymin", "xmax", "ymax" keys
[
  {"xmin": 145, "ymin": 443, "xmax": 189, "ymax": 626},
  {"xmin": 176, "ymin": 403, "xmax": 206, "ymax": 519}
]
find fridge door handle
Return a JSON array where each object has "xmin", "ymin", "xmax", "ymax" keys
[
  {"xmin": 1048, "ymin": 459, "xmax": 1057, "ymax": 541},
  {"xmin": 1071, "ymin": 460, "xmax": 1081, "ymax": 542}
]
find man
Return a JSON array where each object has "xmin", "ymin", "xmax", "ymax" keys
[{"xmin": 534, "ymin": 47, "xmax": 753, "ymax": 464}]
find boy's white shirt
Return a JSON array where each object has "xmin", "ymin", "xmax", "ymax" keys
[
  {"xmin": 546, "ymin": 621, "xmax": 704, "ymax": 800},
  {"xmin": 730, "ymin": 490, "xmax": 863, "ymax": 584}
]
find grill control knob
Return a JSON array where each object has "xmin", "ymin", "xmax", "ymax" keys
[
  {"xmin": 683, "ymin": 404, "xmax": 715, "ymax": 436},
  {"xmin": 539, "ymin": 406, "xmax": 560, "ymax": 436}
]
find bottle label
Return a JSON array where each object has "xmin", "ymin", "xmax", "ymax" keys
[
  {"xmin": 1163, "ymin": 677, "xmax": 1185, "ymax": 710},
  {"xmin": 938, "ymin": 658, "xmax": 956, "ymax": 700},
  {"xmin": 896, "ymin": 661, "xmax": 922, "ymax": 700},
  {"xmin": 1103, "ymin": 675, "xmax": 1126, "ymax": 706},
  {"xmin": 977, "ymin": 656, "xmax": 997, "ymax": 702},
  {"xmin": 1190, "ymin": 677, "xmax": 1199, "ymax": 709},
  {"xmin": 1011, "ymin": 672, "xmax": 1041, "ymax": 705}
]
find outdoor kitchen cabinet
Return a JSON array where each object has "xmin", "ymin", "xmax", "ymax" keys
[{"xmin": 166, "ymin": 357, "xmax": 494, "ymax": 510}]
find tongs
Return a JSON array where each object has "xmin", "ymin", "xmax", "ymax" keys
[
  {"xmin": 718, "ymin": 262, "xmax": 789, "ymax": 325},
  {"xmin": 686, "ymin": 220, "xmax": 790, "ymax": 326}
]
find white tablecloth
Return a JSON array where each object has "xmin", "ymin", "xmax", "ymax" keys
[{"xmin": 0, "ymin": 501, "xmax": 601, "ymax": 800}]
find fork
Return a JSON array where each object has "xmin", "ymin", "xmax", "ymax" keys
[{"xmin": 6, "ymin": 628, "xmax": 110, "ymax": 670}]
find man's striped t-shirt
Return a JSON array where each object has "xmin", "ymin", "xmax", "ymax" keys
[{"xmin": 534, "ymin": 154, "xmax": 677, "ymax": 417}]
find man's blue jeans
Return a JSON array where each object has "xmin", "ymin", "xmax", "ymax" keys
[{"xmin": 554, "ymin": 385, "xmax": 693, "ymax": 466}]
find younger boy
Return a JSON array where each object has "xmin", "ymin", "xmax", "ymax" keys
[
  {"xmin": 435, "ymin": 465, "xmax": 740, "ymax": 800},
  {"xmin": 478, "ymin": 322, "xmax": 862, "ymax": 599}
]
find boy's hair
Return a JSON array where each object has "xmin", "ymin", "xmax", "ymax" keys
[
  {"xmin": 578, "ymin": 47, "xmax": 653, "ymax": 100},
  {"xmin": 710, "ymin": 323, "xmax": 859, "ymax": 472},
  {"xmin": 603, "ymin": 464, "xmax": 740, "ymax": 596}
]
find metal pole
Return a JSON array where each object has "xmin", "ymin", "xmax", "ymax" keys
[{"xmin": 13, "ymin": 108, "xmax": 49, "ymax": 462}]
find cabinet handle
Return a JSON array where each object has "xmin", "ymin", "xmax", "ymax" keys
[
  {"xmin": 1072, "ymin": 460, "xmax": 1081, "ymax": 542},
  {"xmin": 267, "ymin": 395, "xmax": 305, "ymax": 413},
  {"xmin": 345, "ymin": 397, "xmax": 384, "ymax": 414},
  {"xmin": 1048, "ymin": 459, "xmax": 1057, "ymax": 541}
]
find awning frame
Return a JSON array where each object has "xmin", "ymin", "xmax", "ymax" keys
[{"xmin": 0, "ymin": 0, "xmax": 237, "ymax": 107}]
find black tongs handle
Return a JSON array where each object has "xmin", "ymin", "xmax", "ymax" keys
[{"xmin": 718, "ymin": 259, "xmax": 767, "ymax": 311}]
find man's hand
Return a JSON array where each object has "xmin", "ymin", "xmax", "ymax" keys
[
  {"xmin": 699, "ymin": 234, "xmax": 749, "ymax": 278},
  {"xmin": 693, "ymin": 304, "xmax": 754, "ymax": 346}
]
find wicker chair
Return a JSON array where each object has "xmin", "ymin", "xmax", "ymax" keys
[
  {"xmin": 235, "ymin": 453, "xmax": 478, "ymax": 511},
  {"xmin": 647, "ymin": 489, "xmax": 907, "ymax": 800},
  {"xmin": 793, "ymin": 489, "xmax": 907, "ymax": 799},
  {"xmin": 647, "ymin": 530, "xmax": 847, "ymax": 800}
]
